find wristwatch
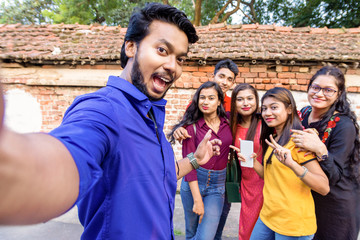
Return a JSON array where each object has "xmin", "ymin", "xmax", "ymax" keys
[
  {"xmin": 187, "ymin": 152, "xmax": 199, "ymax": 169},
  {"xmin": 317, "ymin": 154, "xmax": 328, "ymax": 162}
]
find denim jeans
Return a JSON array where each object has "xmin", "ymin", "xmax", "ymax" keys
[
  {"xmin": 180, "ymin": 167, "xmax": 226, "ymax": 240},
  {"xmin": 250, "ymin": 218, "xmax": 314, "ymax": 240},
  {"xmin": 214, "ymin": 195, "xmax": 231, "ymax": 240}
]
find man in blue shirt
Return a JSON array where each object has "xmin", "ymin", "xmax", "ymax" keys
[{"xmin": 0, "ymin": 3, "xmax": 222, "ymax": 240}]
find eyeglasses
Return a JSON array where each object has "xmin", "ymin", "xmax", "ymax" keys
[{"xmin": 309, "ymin": 84, "xmax": 337, "ymax": 97}]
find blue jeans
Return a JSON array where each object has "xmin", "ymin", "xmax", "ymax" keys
[
  {"xmin": 214, "ymin": 195, "xmax": 231, "ymax": 240},
  {"xmin": 250, "ymin": 218, "xmax": 314, "ymax": 240},
  {"xmin": 180, "ymin": 167, "xmax": 226, "ymax": 240}
]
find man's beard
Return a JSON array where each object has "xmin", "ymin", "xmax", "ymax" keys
[{"xmin": 131, "ymin": 55, "xmax": 170, "ymax": 102}]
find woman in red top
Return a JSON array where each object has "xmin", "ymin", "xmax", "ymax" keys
[{"xmin": 229, "ymin": 83, "xmax": 264, "ymax": 240}]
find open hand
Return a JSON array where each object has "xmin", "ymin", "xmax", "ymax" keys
[{"xmin": 291, "ymin": 128, "xmax": 323, "ymax": 154}]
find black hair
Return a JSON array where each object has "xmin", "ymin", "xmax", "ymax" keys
[
  {"xmin": 308, "ymin": 66, "xmax": 360, "ymax": 182},
  {"xmin": 120, "ymin": 2, "xmax": 198, "ymax": 68},
  {"xmin": 168, "ymin": 81, "xmax": 227, "ymax": 144},
  {"xmin": 260, "ymin": 87, "xmax": 303, "ymax": 164},
  {"xmin": 230, "ymin": 83, "xmax": 260, "ymax": 142},
  {"xmin": 214, "ymin": 59, "xmax": 239, "ymax": 78}
]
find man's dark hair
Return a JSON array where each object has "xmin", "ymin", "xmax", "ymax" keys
[
  {"xmin": 120, "ymin": 3, "xmax": 199, "ymax": 68},
  {"xmin": 214, "ymin": 59, "xmax": 239, "ymax": 78}
]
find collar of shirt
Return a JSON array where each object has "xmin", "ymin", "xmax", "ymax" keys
[{"xmin": 107, "ymin": 75, "xmax": 167, "ymax": 117}]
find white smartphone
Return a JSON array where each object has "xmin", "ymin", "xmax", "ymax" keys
[{"xmin": 240, "ymin": 139, "xmax": 254, "ymax": 168}]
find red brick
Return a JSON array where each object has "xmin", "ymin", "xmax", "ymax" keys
[
  {"xmin": 259, "ymin": 73, "xmax": 267, "ymax": 78},
  {"xmin": 250, "ymin": 66, "xmax": 267, "ymax": 72},
  {"xmin": 271, "ymin": 78, "xmax": 281, "ymax": 84},
  {"xmin": 267, "ymin": 72, "xmax": 277, "ymax": 78},
  {"xmin": 347, "ymin": 87, "xmax": 358, "ymax": 92},
  {"xmin": 175, "ymin": 81, "xmax": 184, "ymax": 88},
  {"xmin": 241, "ymin": 72, "xmax": 258, "ymax": 78},
  {"xmin": 91, "ymin": 65, "xmax": 106, "ymax": 69},
  {"xmin": 76, "ymin": 65, "xmax": 92, "ymax": 69},
  {"xmin": 291, "ymin": 85, "xmax": 301, "ymax": 91},
  {"xmin": 282, "ymin": 85, "xmax": 290, "ymax": 90},
  {"xmin": 282, "ymin": 66, "xmax": 289, "ymax": 72},
  {"xmin": 254, "ymin": 78, "xmax": 262, "ymax": 83},
  {"xmin": 255, "ymin": 84, "xmax": 265, "ymax": 90},
  {"xmin": 297, "ymin": 79, "xmax": 308, "ymax": 85},
  {"xmin": 265, "ymin": 84, "xmax": 274, "ymax": 90},
  {"xmin": 105, "ymin": 65, "xmax": 121, "ymax": 70},
  {"xmin": 200, "ymin": 77, "xmax": 209, "ymax": 83},
  {"xmin": 238, "ymin": 67, "xmax": 250, "ymax": 73},
  {"xmin": 192, "ymin": 72, "xmax": 207, "ymax": 77},
  {"xmin": 296, "ymin": 73, "xmax": 312, "ymax": 79},
  {"xmin": 278, "ymin": 73, "xmax": 295, "ymax": 78},
  {"xmin": 262, "ymin": 79, "xmax": 271, "ymax": 84},
  {"xmin": 193, "ymin": 82, "xmax": 202, "ymax": 88},
  {"xmin": 291, "ymin": 66, "xmax": 300, "ymax": 72},
  {"xmin": 300, "ymin": 86, "xmax": 308, "ymax": 91},
  {"xmin": 236, "ymin": 78, "xmax": 245, "ymax": 83},
  {"xmin": 183, "ymin": 82, "xmax": 193, "ymax": 88},
  {"xmin": 182, "ymin": 66, "xmax": 198, "ymax": 72},
  {"xmin": 199, "ymin": 66, "xmax": 215, "ymax": 72},
  {"xmin": 281, "ymin": 79, "xmax": 289, "ymax": 84},
  {"xmin": 245, "ymin": 78, "xmax": 254, "ymax": 83}
]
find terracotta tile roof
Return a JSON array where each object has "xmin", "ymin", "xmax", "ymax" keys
[{"xmin": 0, "ymin": 23, "xmax": 359, "ymax": 65}]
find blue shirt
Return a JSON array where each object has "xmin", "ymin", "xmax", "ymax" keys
[{"xmin": 50, "ymin": 76, "xmax": 177, "ymax": 239}]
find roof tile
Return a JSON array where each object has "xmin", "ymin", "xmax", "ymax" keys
[{"xmin": 0, "ymin": 23, "xmax": 359, "ymax": 64}]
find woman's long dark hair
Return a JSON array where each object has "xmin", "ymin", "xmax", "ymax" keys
[
  {"xmin": 168, "ymin": 81, "xmax": 226, "ymax": 144},
  {"xmin": 230, "ymin": 83, "xmax": 261, "ymax": 143},
  {"xmin": 308, "ymin": 66, "xmax": 360, "ymax": 182},
  {"xmin": 260, "ymin": 87, "xmax": 303, "ymax": 165}
]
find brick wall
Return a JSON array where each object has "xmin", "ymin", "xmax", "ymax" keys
[{"xmin": 1, "ymin": 62, "xmax": 360, "ymax": 160}]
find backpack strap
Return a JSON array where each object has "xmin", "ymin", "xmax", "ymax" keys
[{"xmin": 300, "ymin": 106, "xmax": 312, "ymax": 120}]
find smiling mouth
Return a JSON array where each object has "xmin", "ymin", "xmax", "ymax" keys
[
  {"xmin": 242, "ymin": 107, "xmax": 251, "ymax": 111},
  {"xmin": 152, "ymin": 74, "xmax": 173, "ymax": 92}
]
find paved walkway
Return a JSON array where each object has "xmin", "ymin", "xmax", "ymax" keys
[
  {"xmin": 0, "ymin": 194, "xmax": 240, "ymax": 239},
  {"xmin": 1, "ymin": 195, "xmax": 359, "ymax": 240}
]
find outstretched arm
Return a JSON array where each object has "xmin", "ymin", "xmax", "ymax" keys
[{"xmin": 0, "ymin": 94, "xmax": 79, "ymax": 225}]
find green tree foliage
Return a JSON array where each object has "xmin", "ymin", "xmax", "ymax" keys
[
  {"xmin": 254, "ymin": 0, "xmax": 360, "ymax": 28},
  {"xmin": 0, "ymin": 0, "xmax": 55, "ymax": 24},
  {"xmin": 42, "ymin": 0, "xmax": 158, "ymax": 26},
  {"xmin": 0, "ymin": 0, "xmax": 358, "ymax": 28}
]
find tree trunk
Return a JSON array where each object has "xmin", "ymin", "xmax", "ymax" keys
[{"xmin": 194, "ymin": 0, "xmax": 202, "ymax": 26}]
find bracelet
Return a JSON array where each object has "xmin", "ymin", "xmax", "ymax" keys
[
  {"xmin": 299, "ymin": 166, "xmax": 308, "ymax": 179},
  {"xmin": 187, "ymin": 152, "xmax": 199, "ymax": 170}
]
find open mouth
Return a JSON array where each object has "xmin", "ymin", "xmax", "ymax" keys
[{"xmin": 152, "ymin": 74, "xmax": 172, "ymax": 93}]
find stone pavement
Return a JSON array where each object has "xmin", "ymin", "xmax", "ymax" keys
[
  {"xmin": 0, "ymin": 195, "xmax": 358, "ymax": 240},
  {"xmin": 0, "ymin": 194, "xmax": 240, "ymax": 240}
]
